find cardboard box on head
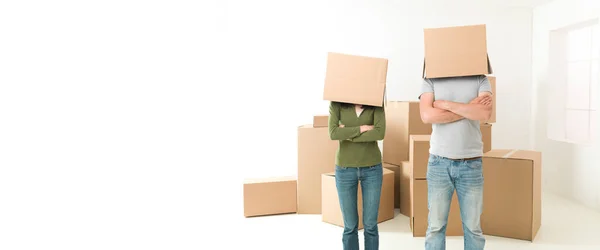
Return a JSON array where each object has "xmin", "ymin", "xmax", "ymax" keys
[
  {"xmin": 323, "ymin": 52, "xmax": 388, "ymax": 107},
  {"xmin": 423, "ymin": 24, "xmax": 493, "ymax": 78}
]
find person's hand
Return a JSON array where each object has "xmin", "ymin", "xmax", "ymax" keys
[
  {"xmin": 470, "ymin": 95, "xmax": 492, "ymax": 106},
  {"xmin": 433, "ymin": 100, "xmax": 450, "ymax": 110},
  {"xmin": 360, "ymin": 125, "xmax": 374, "ymax": 133}
]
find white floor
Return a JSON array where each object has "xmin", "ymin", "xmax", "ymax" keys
[{"xmin": 239, "ymin": 192, "xmax": 600, "ymax": 250}]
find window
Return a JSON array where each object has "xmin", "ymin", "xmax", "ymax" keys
[{"xmin": 548, "ymin": 20, "xmax": 599, "ymax": 144}]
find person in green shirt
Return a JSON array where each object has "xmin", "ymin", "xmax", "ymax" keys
[{"xmin": 328, "ymin": 101, "xmax": 386, "ymax": 250}]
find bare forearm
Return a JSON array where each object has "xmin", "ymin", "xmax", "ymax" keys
[
  {"xmin": 422, "ymin": 108, "xmax": 464, "ymax": 124},
  {"xmin": 446, "ymin": 102, "xmax": 491, "ymax": 121}
]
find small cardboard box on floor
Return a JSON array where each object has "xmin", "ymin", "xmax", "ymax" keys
[
  {"xmin": 423, "ymin": 24, "xmax": 493, "ymax": 78},
  {"xmin": 323, "ymin": 52, "xmax": 388, "ymax": 106},
  {"xmin": 243, "ymin": 177, "xmax": 297, "ymax": 217},
  {"xmin": 399, "ymin": 161, "xmax": 412, "ymax": 216},
  {"xmin": 383, "ymin": 102, "xmax": 432, "ymax": 166},
  {"xmin": 297, "ymin": 124, "xmax": 338, "ymax": 214},
  {"xmin": 382, "ymin": 163, "xmax": 401, "ymax": 209},
  {"xmin": 321, "ymin": 168, "xmax": 395, "ymax": 229},
  {"xmin": 482, "ymin": 149, "xmax": 542, "ymax": 241}
]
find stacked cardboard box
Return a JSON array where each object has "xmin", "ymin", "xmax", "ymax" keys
[
  {"xmin": 297, "ymin": 124, "xmax": 339, "ymax": 214},
  {"xmin": 244, "ymin": 177, "xmax": 298, "ymax": 217},
  {"xmin": 481, "ymin": 149, "xmax": 542, "ymax": 241}
]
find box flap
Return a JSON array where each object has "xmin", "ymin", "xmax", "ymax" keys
[
  {"xmin": 244, "ymin": 176, "xmax": 296, "ymax": 184},
  {"xmin": 484, "ymin": 149, "xmax": 541, "ymax": 161}
]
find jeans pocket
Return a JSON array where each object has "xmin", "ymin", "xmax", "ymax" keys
[
  {"xmin": 466, "ymin": 159, "xmax": 483, "ymax": 169},
  {"xmin": 428, "ymin": 154, "xmax": 439, "ymax": 166}
]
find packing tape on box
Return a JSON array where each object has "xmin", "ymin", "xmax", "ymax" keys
[{"xmin": 502, "ymin": 149, "xmax": 519, "ymax": 158}]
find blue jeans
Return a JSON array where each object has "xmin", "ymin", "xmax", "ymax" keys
[
  {"xmin": 335, "ymin": 163, "xmax": 383, "ymax": 250},
  {"xmin": 425, "ymin": 154, "xmax": 485, "ymax": 250}
]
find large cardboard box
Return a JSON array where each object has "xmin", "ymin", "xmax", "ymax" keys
[
  {"xmin": 243, "ymin": 177, "xmax": 297, "ymax": 217},
  {"xmin": 486, "ymin": 76, "xmax": 497, "ymax": 123},
  {"xmin": 400, "ymin": 161, "xmax": 412, "ymax": 217},
  {"xmin": 382, "ymin": 163, "xmax": 401, "ymax": 208},
  {"xmin": 410, "ymin": 135, "xmax": 431, "ymax": 179},
  {"xmin": 481, "ymin": 123, "xmax": 492, "ymax": 153},
  {"xmin": 383, "ymin": 102, "xmax": 432, "ymax": 166},
  {"xmin": 297, "ymin": 125, "xmax": 338, "ymax": 214},
  {"xmin": 423, "ymin": 24, "xmax": 493, "ymax": 78},
  {"xmin": 481, "ymin": 149, "xmax": 542, "ymax": 241},
  {"xmin": 411, "ymin": 179, "xmax": 463, "ymax": 237},
  {"xmin": 321, "ymin": 168, "xmax": 395, "ymax": 229},
  {"xmin": 323, "ymin": 52, "xmax": 388, "ymax": 107},
  {"xmin": 313, "ymin": 115, "xmax": 329, "ymax": 128}
]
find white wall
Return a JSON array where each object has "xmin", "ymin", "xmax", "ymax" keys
[
  {"xmin": 532, "ymin": 0, "xmax": 600, "ymax": 209},
  {"xmin": 227, "ymin": 0, "xmax": 534, "ymax": 182}
]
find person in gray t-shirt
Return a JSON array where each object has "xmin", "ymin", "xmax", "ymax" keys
[{"xmin": 419, "ymin": 75, "xmax": 493, "ymax": 250}]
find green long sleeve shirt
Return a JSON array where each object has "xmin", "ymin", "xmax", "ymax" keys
[{"xmin": 328, "ymin": 102, "xmax": 386, "ymax": 167}]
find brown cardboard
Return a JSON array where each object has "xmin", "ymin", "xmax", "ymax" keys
[
  {"xmin": 487, "ymin": 76, "xmax": 497, "ymax": 123},
  {"xmin": 297, "ymin": 125, "xmax": 338, "ymax": 214},
  {"xmin": 313, "ymin": 115, "xmax": 329, "ymax": 128},
  {"xmin": 410, "ymin": 135, "xmax": 431, "ymax": 179},
  {"xmin": 481, "ymin": 149, "xmax": 542, "ymax": 241},
  {"xmin": 423, "ymin": 24, "xmax": 493, "ymax": 78},
  {"xmin": 323, "ymin": 52, "xmax": 388, "ymax": 107},
  {"xmin": 383, "ymin": 102, "xmax": 432, "ymax": 166},
  {"xmin": 400, "ymin": 161, "xmax": 412, "ymax": 217},
  {"xmin": 321, "ymin": 168, "xmax": 395, "ymax": 229},
  {"xmin": 383, "ymin": 163, "xmax": 401, "ymax": 208},
  {"xmin": 481, "ymin": 123, "xmax": 492, "ymax": 153},
  {"xmin": 243, "ymin": 177, "xmax": 297, "ymax": 217},
  {"xmin": 411, "ymin": 179, "xmax": 463, "ymax": 237}
]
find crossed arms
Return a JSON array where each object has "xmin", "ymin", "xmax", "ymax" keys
[{"xmin": 419, "ymin": 92, "xmax": 493, "ymax": 124}]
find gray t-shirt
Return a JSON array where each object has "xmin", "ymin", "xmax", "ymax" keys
[{"xmin": 420, "ymin": 75, "xmax": 492, "ymax": 159}]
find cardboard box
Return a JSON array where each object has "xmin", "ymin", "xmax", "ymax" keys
[
  {"xmin": 297, "ymin": 125, "xmax": 338, "ymax": 214},
  {"xmin": 481, "ymin": 123, "xmax": 492, "ymax": 153},
  {"xmin": 481, "ymin": 149, "xmax": 542, "ymax": 241},
  {"xmin": 243, "ymin": 177, "xmax": 297, "ymax": 217},
  {"xmin": 400, "ymin": 161, "xmax": 412, "ymax": 217},
  {"xmin": 321, "ymin": 168, "xmax": 395, "ymax": 229},
  {"xmin": 410, "ymin": 135, "xmax": 431, "ymax": 179},
  {"xmin": 313, "ymin": 115, "xmax": 329, "ymax": 127},
  {"xmin": 383, "ymin": 163, "xmax": 401, "ymax": 208},
  {"xmin": 383, "ymin": 102, "xmax": 432, "ymax": 166},
  {"xmin": 411, "ymin": 179, "xmax": 463, "ymax": 237},
  {"xmin": 486, "ymin": 75, "xmax": 497, "ymax": 123},
  {"xmin": 423, "ymin": 24, "xmax": 493, "ymax": 78},
  {"xmin": 323, "ymin": 52, "xmax": 388, "ymax": 107}
]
